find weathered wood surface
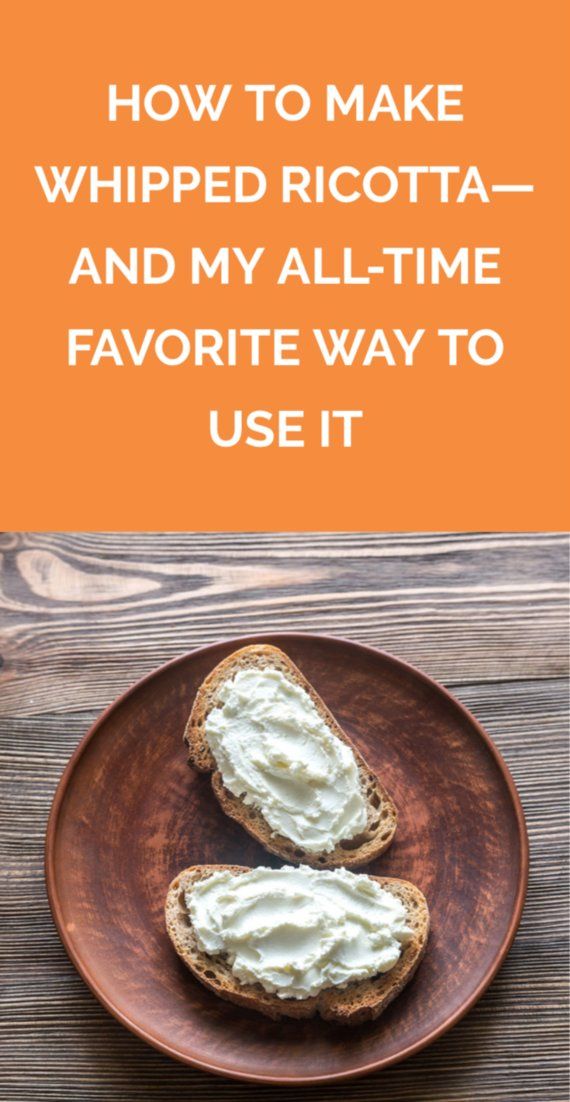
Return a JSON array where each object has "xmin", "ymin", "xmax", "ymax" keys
[{"xmin": 0, "ymin": 531, "xmax": 568, "ymax": 1101}]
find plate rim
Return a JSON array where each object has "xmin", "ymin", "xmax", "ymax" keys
[{"xmin": 45, "ymin": 631, "xmax": 529, "ymax": 1085}]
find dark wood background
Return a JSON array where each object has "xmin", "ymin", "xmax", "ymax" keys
[{"xmin": 1, "ymin": 531, "xmax": 568, "ymax": 1101}]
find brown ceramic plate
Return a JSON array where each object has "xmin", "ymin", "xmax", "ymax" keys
[{"xmin": 46, "ymin": 633, "xmax": 527, "ymax": 1084}]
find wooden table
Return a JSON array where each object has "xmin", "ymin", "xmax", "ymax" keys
[{"xmin": 1, "ymin": 532, "xmax": 568, "ymax": 1101}]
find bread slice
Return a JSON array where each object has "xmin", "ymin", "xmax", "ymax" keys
[
  {"xmin": 165, "ymin": 864, "xmax": 429, "ymax": 1024},
  {"xmin": 184, "ymin": 644, "xmax": 397, "ymax": 868}
]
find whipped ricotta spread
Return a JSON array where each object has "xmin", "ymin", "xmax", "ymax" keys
[
  {"xmin": 204, "ymin": 666, "xmax": 368, "ymax": 852},
  {"xmin": 188, "ymin": 865, "xmax": 412, "ymax": 999}
]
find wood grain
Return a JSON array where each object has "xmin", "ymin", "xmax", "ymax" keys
[{"xmin": 0, "ymin": 532, "xmax": 568, "ymax": 1100}]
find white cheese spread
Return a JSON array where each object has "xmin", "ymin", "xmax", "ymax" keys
[
  {"xmin": 204, "ymin": 666, "xmax": 368, "ymax": 853},
  {"xmin": 188, "ymin": 865, "xmax": 412, "ymax": 1000}
]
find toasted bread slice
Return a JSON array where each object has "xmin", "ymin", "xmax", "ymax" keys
[
  {"xmin": 166, "ymin": 864, "xmax": 429, "ymax": 1024},
  {"xmin": 184, "ymin": 644, "xmax": 397, "ymax": 868}
]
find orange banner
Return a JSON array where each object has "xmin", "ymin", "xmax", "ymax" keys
[{"xmin": 3, "ymin": 1, "xmax": 569, "ymax": 529}]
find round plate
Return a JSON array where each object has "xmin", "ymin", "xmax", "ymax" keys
[{"xmin": 46, "ymin": 633, "xmax": 528, "ymax": 1084}]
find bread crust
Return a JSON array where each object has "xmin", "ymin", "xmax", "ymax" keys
[
  {"xmin": 184, "ymin": 644, "xmax": 397, "ymax": 868},
  {"xmin": 165, "ymin": 864, "xmax": 429, "ymax": 1024}
]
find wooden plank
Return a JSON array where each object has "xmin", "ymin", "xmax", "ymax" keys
[
  {"xmin": 0, "ymin": 532, "xmax": 568, "ymax": 1101},
  {"xmin": 1, "ymin": 532, "xmax": 567, "ymax": 718}
]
